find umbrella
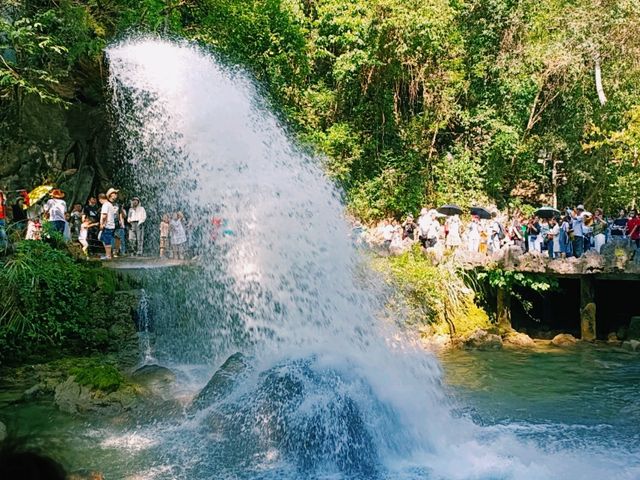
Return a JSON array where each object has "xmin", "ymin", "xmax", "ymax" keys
[
  {"xmin": 26, "ymin": 185, "xmax": 53, "ymax": 207},
  {"xmin": 534, "ymin": 206, "xmax": 561, "ymax": 219},
  {"xmin": 437, "ymin": 204, "xmax": 463, "ymax": 216},
  {"xmin": 470, "ymin": 206, "xmax": 492, "ymax": 220}
]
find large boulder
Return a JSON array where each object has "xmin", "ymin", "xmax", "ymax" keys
[
  {"xmin": 190, "ymin": 353, "xmax": 248, "ymax": 412},
  {"xmin": 503, "ymin": 331, "xmax": 536, "ymax": 348},
  {"xmin": 463, "ymin": 329, "xmax": 503, "ymax": 350},
  {"xmin": 551, "ymin": 333, "xmax": 577, "ymax": 347},
  {"xmin": 54, "ymin": 376, "xmax": 93, "ymax": 414},
  {"xmin": 622, "ymin": 340, "xmax": 640, "ymax": 352},
  {"xmin": 628, "ymin": 317, "xmax": 640, "ymax": 340}
]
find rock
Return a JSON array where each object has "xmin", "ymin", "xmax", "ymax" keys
[
  {"xmin": 421, "ymin": 334, "xmax": 451, "ymax": 351},
  {"xmin": 463, "ymin": 329, "xmax": 503, "ymax": 350},
  {"xmin": 622, "ymin": 340, "xmax": 640, "ymax": 352},
  {"xmin": 54, "ymin": 376, "xmax": 93, "ymax": 414},
  {"xmin": 607, "ymin": 332, "xmax": 619, "ymax": 344},
  {"xmin": 23, "ymin": 383, "xmax": 45, "ymax": 400},
  {"xmin": 617, "ymin": 326, "xmax": 628, "ymax": 341},
  {"xmin": 0, "ymin": 421, "xmax": 6, "ymax": 442},
  {"xmin": 551, "ymin": 333, "xmax": 577, "ymax": 347},
  {"xmin": 131, "ymin": 364, "xmax": 176, "ymax": 399},
  {"xmin": 503, "ymin": 331, "xmax": 536, "ymax": 348},
  {"xmin": 131, "ymin": 364, "xmax": 176, "ymax": 384},
  {"xmin": 628, "ymin": 316, "xmax": 640, "ymax": 340},
  {"xmin": 67, "ymin": 470, "xmax": 105, "ymax": 480},
  {"xmin": 190, "ymin": 353, "xmax": 248, "ymax": 412},
  {"xmin": 580, "ymin": 303, "xmax": 597, "ymax": 341}
]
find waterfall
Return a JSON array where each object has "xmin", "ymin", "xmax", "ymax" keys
[{"xmin": 105, "ymin": 38, "xmax": 634, "ymax": 480}]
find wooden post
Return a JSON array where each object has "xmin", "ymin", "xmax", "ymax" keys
[
  {"xmin": 580, "ymin": 277, "xmax": 596, "ymax": 341},
  {"xmin": 497, "ymin": 287, "xmax": 512, "ymax": 332}
]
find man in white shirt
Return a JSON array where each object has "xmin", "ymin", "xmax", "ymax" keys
[
  {"xmin": 127, "ymin": 196, "xmax": 147, "ymax": 256},
  {"xmin": 44, "ymin": 189, "xmax": 67, "ymax": 234},
  {"xmin": 99, "ymin": 188, "xmax": 118, "ymax": 260}
]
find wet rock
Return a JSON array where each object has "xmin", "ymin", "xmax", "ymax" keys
[
  {"xmin": 23, "ymin": 383, "xmax": 46, "ymax": 400},
  {"xmin": 622, "ymin": 340, "xmax": 640, "ymax": 352},
  {"xmin": 628, "ymin": 316, "xmax": 640, "ymax": 340},
  {"xmin": 0, "ymin": 421, "xmax": 6, "ymax": 442},
  {"xmin": 607, "ymin": 332, "xmax": 620, "ymax": 344},
  {"xmin": 190, "ymin": 353, "xmax": 248, "ymax": 411},
  {"xmin": 131, "ymin": 364, "xmax": 176, "ymax": 399},
  {"xmin": 463, "ymin": 329, "xmax": 503, "ymax": 350},
  {"xmin": 503, "ymin": 331, "xmax": 535, "ymax": 348},
  {"xmin": 421, "ymin": 334, "xmax": 451, "ymax": 351},
  {"xmin": 67, "ymin": 469, "xmax": 105, "ymax": 480},
  {"xmin": 54, "ymin": 376, "xmax": 93, "ymax": 414},
  {"xmin": 551, "ymin": 333, "xmax": 577, "ymax": 347},
  {"xmin": 132, "ymin": 364, "xmax": 176, "ymax": 384}
]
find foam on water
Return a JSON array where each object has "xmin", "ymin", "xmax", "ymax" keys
[{"xmin": 106, "ymin": 38, "xmax": 639, "ymax": 479}]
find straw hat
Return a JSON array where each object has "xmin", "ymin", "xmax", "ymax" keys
[
  {"xmin": 50, "ymin": 189, "xmax": 65, "ymax": 199},
  {"xmin": 106, "ymin": 188, "xmax": 119, "ymax": 197}
]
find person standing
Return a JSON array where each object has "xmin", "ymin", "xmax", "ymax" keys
[
  {"xmin": 82, "ymin": 197, "xmax": 101, "ymax": 255},
  {"xmin": 159, "ymin": 213, "xmax": 170, "ymax": 258},
  {"xmin": 548, "ymin": 217, "xmax": 560, "ymax": 259},
  {"xmin": 559, "ymin": 215, "xmax": 572, "ymax": 258},
  {"xmin": 170, "ymin": 211, "xmax": 188, "ymax": 259},
  {"xmin": 43, "ymin": 189, "xmax": 67, "ymax": 235},
  {"xmin": 0, "ymin": 189, "xmax": 7, "ymax": 250},
  {"xmin": 69, "ymin": 204, "xmax": 83, "ymax": 241},
  {"xmin": 98, "ymin": 189, "xmax": 118, "ymax": 260},
  {"xmin": 610, "ymin": 209, "xmax": 628, "ymax": 240},
  {"xmin": 467, "ymin": 215, "xmax": 481, "ymax": 253},
  {"xmin": 571, "ymin": 205, "xmax": 587, "ymax": 258},
  {"xmin": 127, "ymin": 196, "xmax": 147, "ymax": 256},
  {"xmin": 111, "ymin": 195, "xmax": 126, "ymax": 257},
  {"xmin": 592, "ymin": 208, "xmax": 607, "ymax": 253},
  {"xmin": 628, "ymin": 210, "xmax": 640, "ymax": 249},
  {"xmin": 445, "ymin": 215, "xmax": 462, "ymax": 250}
]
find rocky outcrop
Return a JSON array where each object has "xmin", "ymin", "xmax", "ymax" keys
[
  {"xmin": 54, "ymin": 376, "xmax": 94, "ymax": 414},
  {"xmin": 551, "ymin": 333, "xmax": 577, "ymax": 346},
  {"xmin": 622, "ymin": 340, "xmax": 640, "ymax": 352},
  {"xmin": 628, "ymin": 317, "xmax": 640, "ymax": 340},
  {"xmin": 190, "ymin": 352, "xmax": 248, "ymax": 412},
  {"xmin": 463, "ymin": 329, "xmax": 503, "ymax": 350},
  {"xmin": 503, "ymin": 331, "xmax": 536, "ymax": 347}
]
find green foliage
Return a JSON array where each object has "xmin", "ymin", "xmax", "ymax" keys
[
  {"xmin": 71, "ymin": 361, "xmax": 125, "ymax": 393},
  {"xmin": 476, "ymin": 269, "xmax": 559, "ymax": 293},
  {"xmin": 3, "ymin": 0, "xmax": 640, "ymax": 219},
  {"xmin": 0, "ymin": 241, "xmax": 133, "ymax": 364},
  {"xmin": 374, "ymin": 246, "xmax": 491, "ymax": 336}
]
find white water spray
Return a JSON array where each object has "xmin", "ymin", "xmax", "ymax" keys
[{"xmin": 106, "ymin": 38, "xmax": 639, "ymax": 479}]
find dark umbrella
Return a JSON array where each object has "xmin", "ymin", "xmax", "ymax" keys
[
  {"xmin": 437, "ymin": 204, "xmax": 463, "ymax": 216},
  {"xmin": 534, "ymin": 206, "xmax": 561, "ymax": 219},
  {"xmin": 470, "ymin": 206, "xmax": 492, "ymax": 219}
]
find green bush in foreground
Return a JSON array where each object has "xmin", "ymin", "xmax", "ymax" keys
[
  {"xmin": 373, "ymin": 246, "xmax": 491, "ymax": 337},
  {"xmin": 0, "ymin": 241, "xmax": 135, "ymax": 365}
]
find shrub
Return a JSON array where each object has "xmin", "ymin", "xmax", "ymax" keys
[{"xmin": 0, "ymin": 241, "xmax": 133, "ymax": 364}]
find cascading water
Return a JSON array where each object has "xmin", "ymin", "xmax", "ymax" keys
[{"xmin": 104, "ymin": 38, "xmax": 640, "ymax": 479}]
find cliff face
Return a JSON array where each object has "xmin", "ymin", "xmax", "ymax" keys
[{"xmin": 0, "ymin": 60, "xmax": 115, "ymax": 207}]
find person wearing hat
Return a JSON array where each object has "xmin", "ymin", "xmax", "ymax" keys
[
  {"xmin": 570, "ymin": 204, "xmax": 587, "ymax": 257},
  {"xmin": 127, "ymin": 196, "xmax": 147, "ymax": 256},
  {"xmin": 43, "ymin": 189, "xmax": 67, "ymax": 235}
]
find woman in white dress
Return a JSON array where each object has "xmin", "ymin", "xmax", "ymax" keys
[
  {"xmin": 170, "ymin": 211, "xmax": 188, "ymax": 259},
  {"xmin": 445, "ymin": 215, "xmax": 462, "ymax": 249}
]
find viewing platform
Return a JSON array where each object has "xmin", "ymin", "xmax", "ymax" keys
[{"xmin": 102, "ymin": 256, "xmax": 195, "ymax": 271}]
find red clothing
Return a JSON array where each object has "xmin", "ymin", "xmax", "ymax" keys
[
  {"xmin": 628, "ymin": 217, "xmax": 640, "ymax": 240},
  {"xmin": 0, "ymin": 192, "xmax": 6, "ymax": 220}
]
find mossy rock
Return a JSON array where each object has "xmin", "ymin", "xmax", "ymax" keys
[{"xmin": 70, "ymin": 364, "xmax": 124, "ymax": 393}]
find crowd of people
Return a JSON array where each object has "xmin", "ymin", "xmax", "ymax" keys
[
  {"xmin": 0, "ymin": 187, "xmax": 191, "ymax": 260},
  {"xmin": 367, "ymin": 204, "xmax": 640, "ymax": 259}
]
